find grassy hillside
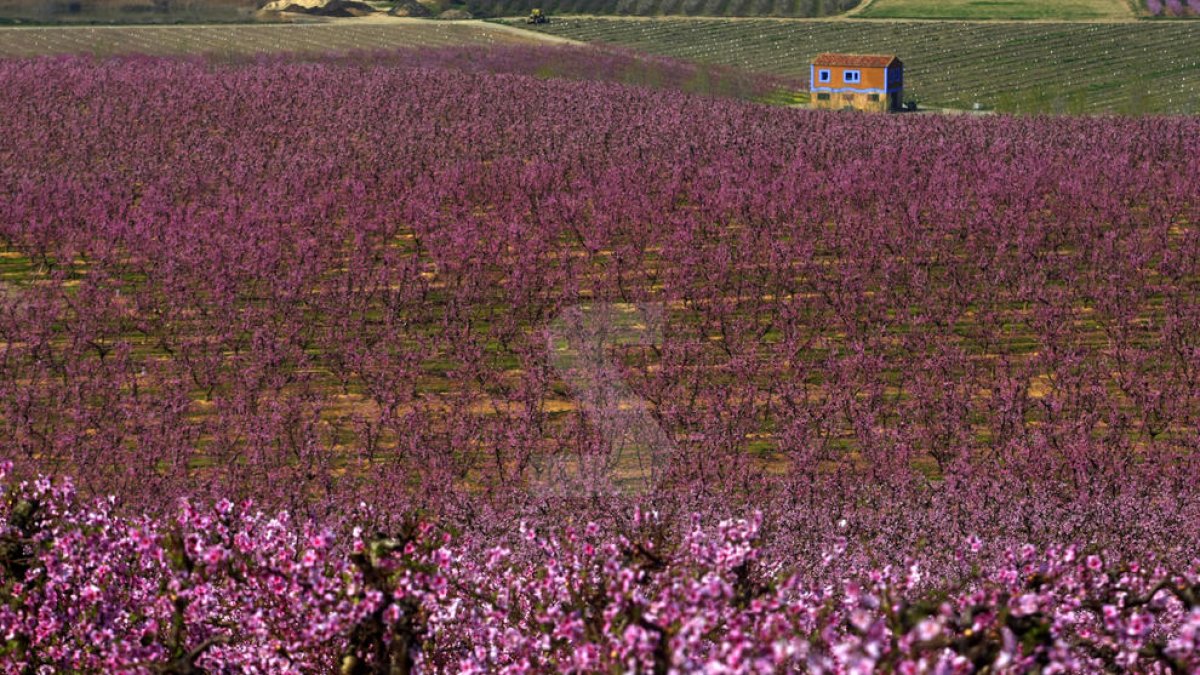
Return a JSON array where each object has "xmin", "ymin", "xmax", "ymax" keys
[
  {"xmin": 522, "ymin": 18, "xmax": 1200, "ymax": 113},
  {"xmin": 0, "ymin": 21, "xmax": 543, "ymax": 56},
  {"xmin": 857, "ymin": 0, "xmax": 1134, "ymax": 20},
  {"xmin": 464, "ymin": 0, "xmax": 858, "ymax": 18}
]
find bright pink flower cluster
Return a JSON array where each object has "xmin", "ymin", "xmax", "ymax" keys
[
  {"xmin": 0, "ymin": 463, "xmax": 363, "ymax": 671},
  {"xmin": 3, "ymin": 468, "xmax": 1199, "ymax": 673}
]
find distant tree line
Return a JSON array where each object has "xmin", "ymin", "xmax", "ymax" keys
[{"xmin": 0, "ymin": 0, "xmax": 256, "ymax": 22}]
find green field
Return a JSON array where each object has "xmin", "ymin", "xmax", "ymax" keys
[
  {"xmin": 857, "ymin": 0, "xmax": 1134, "ymax": 20},
  {"xmin": 463, "ymin": 0, "xmax": 857, "ymax": 17},
  {"xmin": 524, "ymin": 18, "xmax": 1200, "ymax": 113},
  {"xmin": 0, "ymin": 20, "xmax": 543, "ymax": 57}
]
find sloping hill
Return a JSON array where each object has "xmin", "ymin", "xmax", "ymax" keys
[
  {"xmin": 0, "ymin": 20, "xmax": 544, "ymax": 56},
  {"xmin": 523, "ymin": 17, "xmax": 1200, "ymax": 113}
]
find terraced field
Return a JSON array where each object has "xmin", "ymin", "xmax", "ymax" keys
[
  {"xmin": 463, "ymin": 0, "xmax": 857, "ymax": 18},
  {"xmin": 857, "ymin": 0, "xmax": 1134, "ymax": 20},
  {"xmin": 0, "ymin": 19, "xmax": 542, "ymax": 57},
  {"xmin": 523, "ymin": 18, "xmax": 1200, "ymax": 112}
]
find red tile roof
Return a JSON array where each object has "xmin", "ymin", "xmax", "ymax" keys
[{"xmin": 812, "ymin": 53, "xmax": 901, "ymax": 68}]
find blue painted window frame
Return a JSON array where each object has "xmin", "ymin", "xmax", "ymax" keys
[
  {"xmin": 843, "ymin": 70, "xmax": 861, "ymax": 84},
  {"xmin": 818, "ymin": 69, "xmax": 831, "ymax": 83}
]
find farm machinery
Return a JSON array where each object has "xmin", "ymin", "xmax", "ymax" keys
[{"xmin": 526, "ymin": 8, "xmax": 548, "ymax": 23}]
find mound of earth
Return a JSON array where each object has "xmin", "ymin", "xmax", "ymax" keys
[
  {"xmin": 259, "ymin": 0, "xmax": 376, "ymax": 15},
  {"xmin": 437, "ymin": 7, "xmax": 471, "ymax": 17},
  {"xmin": 388, "ymin": 0, "xmax": 430, "ymax": 15}
]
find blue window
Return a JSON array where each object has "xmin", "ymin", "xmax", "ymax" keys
[
  {"xmin": 818, "ymin": 69, "xmax": 831, "ymax": 83},
  {"xmin": 843, "ymin": 70, "xmax": 861, "ymax": 84}
]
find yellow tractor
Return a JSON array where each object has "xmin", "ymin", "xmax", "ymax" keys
[{"xmin": 526, "ymin": 7, "xmax": 548, "ymax": 23}]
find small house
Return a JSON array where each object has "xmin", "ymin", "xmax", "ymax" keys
[{"xmin": 810, "ymin": 53, "xmax": 904, "ymax": 113}]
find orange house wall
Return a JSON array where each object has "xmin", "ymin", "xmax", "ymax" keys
[{"xmin": 815, "ymin": 65, "xmax": 888, "ymax": 91}]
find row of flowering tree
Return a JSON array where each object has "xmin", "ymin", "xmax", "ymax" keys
[
  {"xmin": 3, "ymin": 467, "xmax": 1199, "ymax": 672},
  {"xmin": 1146, "ymin": 0, "xmax": 1200, "ymax": 17}
]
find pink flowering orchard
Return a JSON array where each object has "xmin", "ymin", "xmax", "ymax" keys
[
  {"xmin": 3, "ymin": 468, "xmax": 1200, "ymax": 671},
  {"xmin": 0, "ymin": 48, "xmax": 1199, "ymax": 672}
]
